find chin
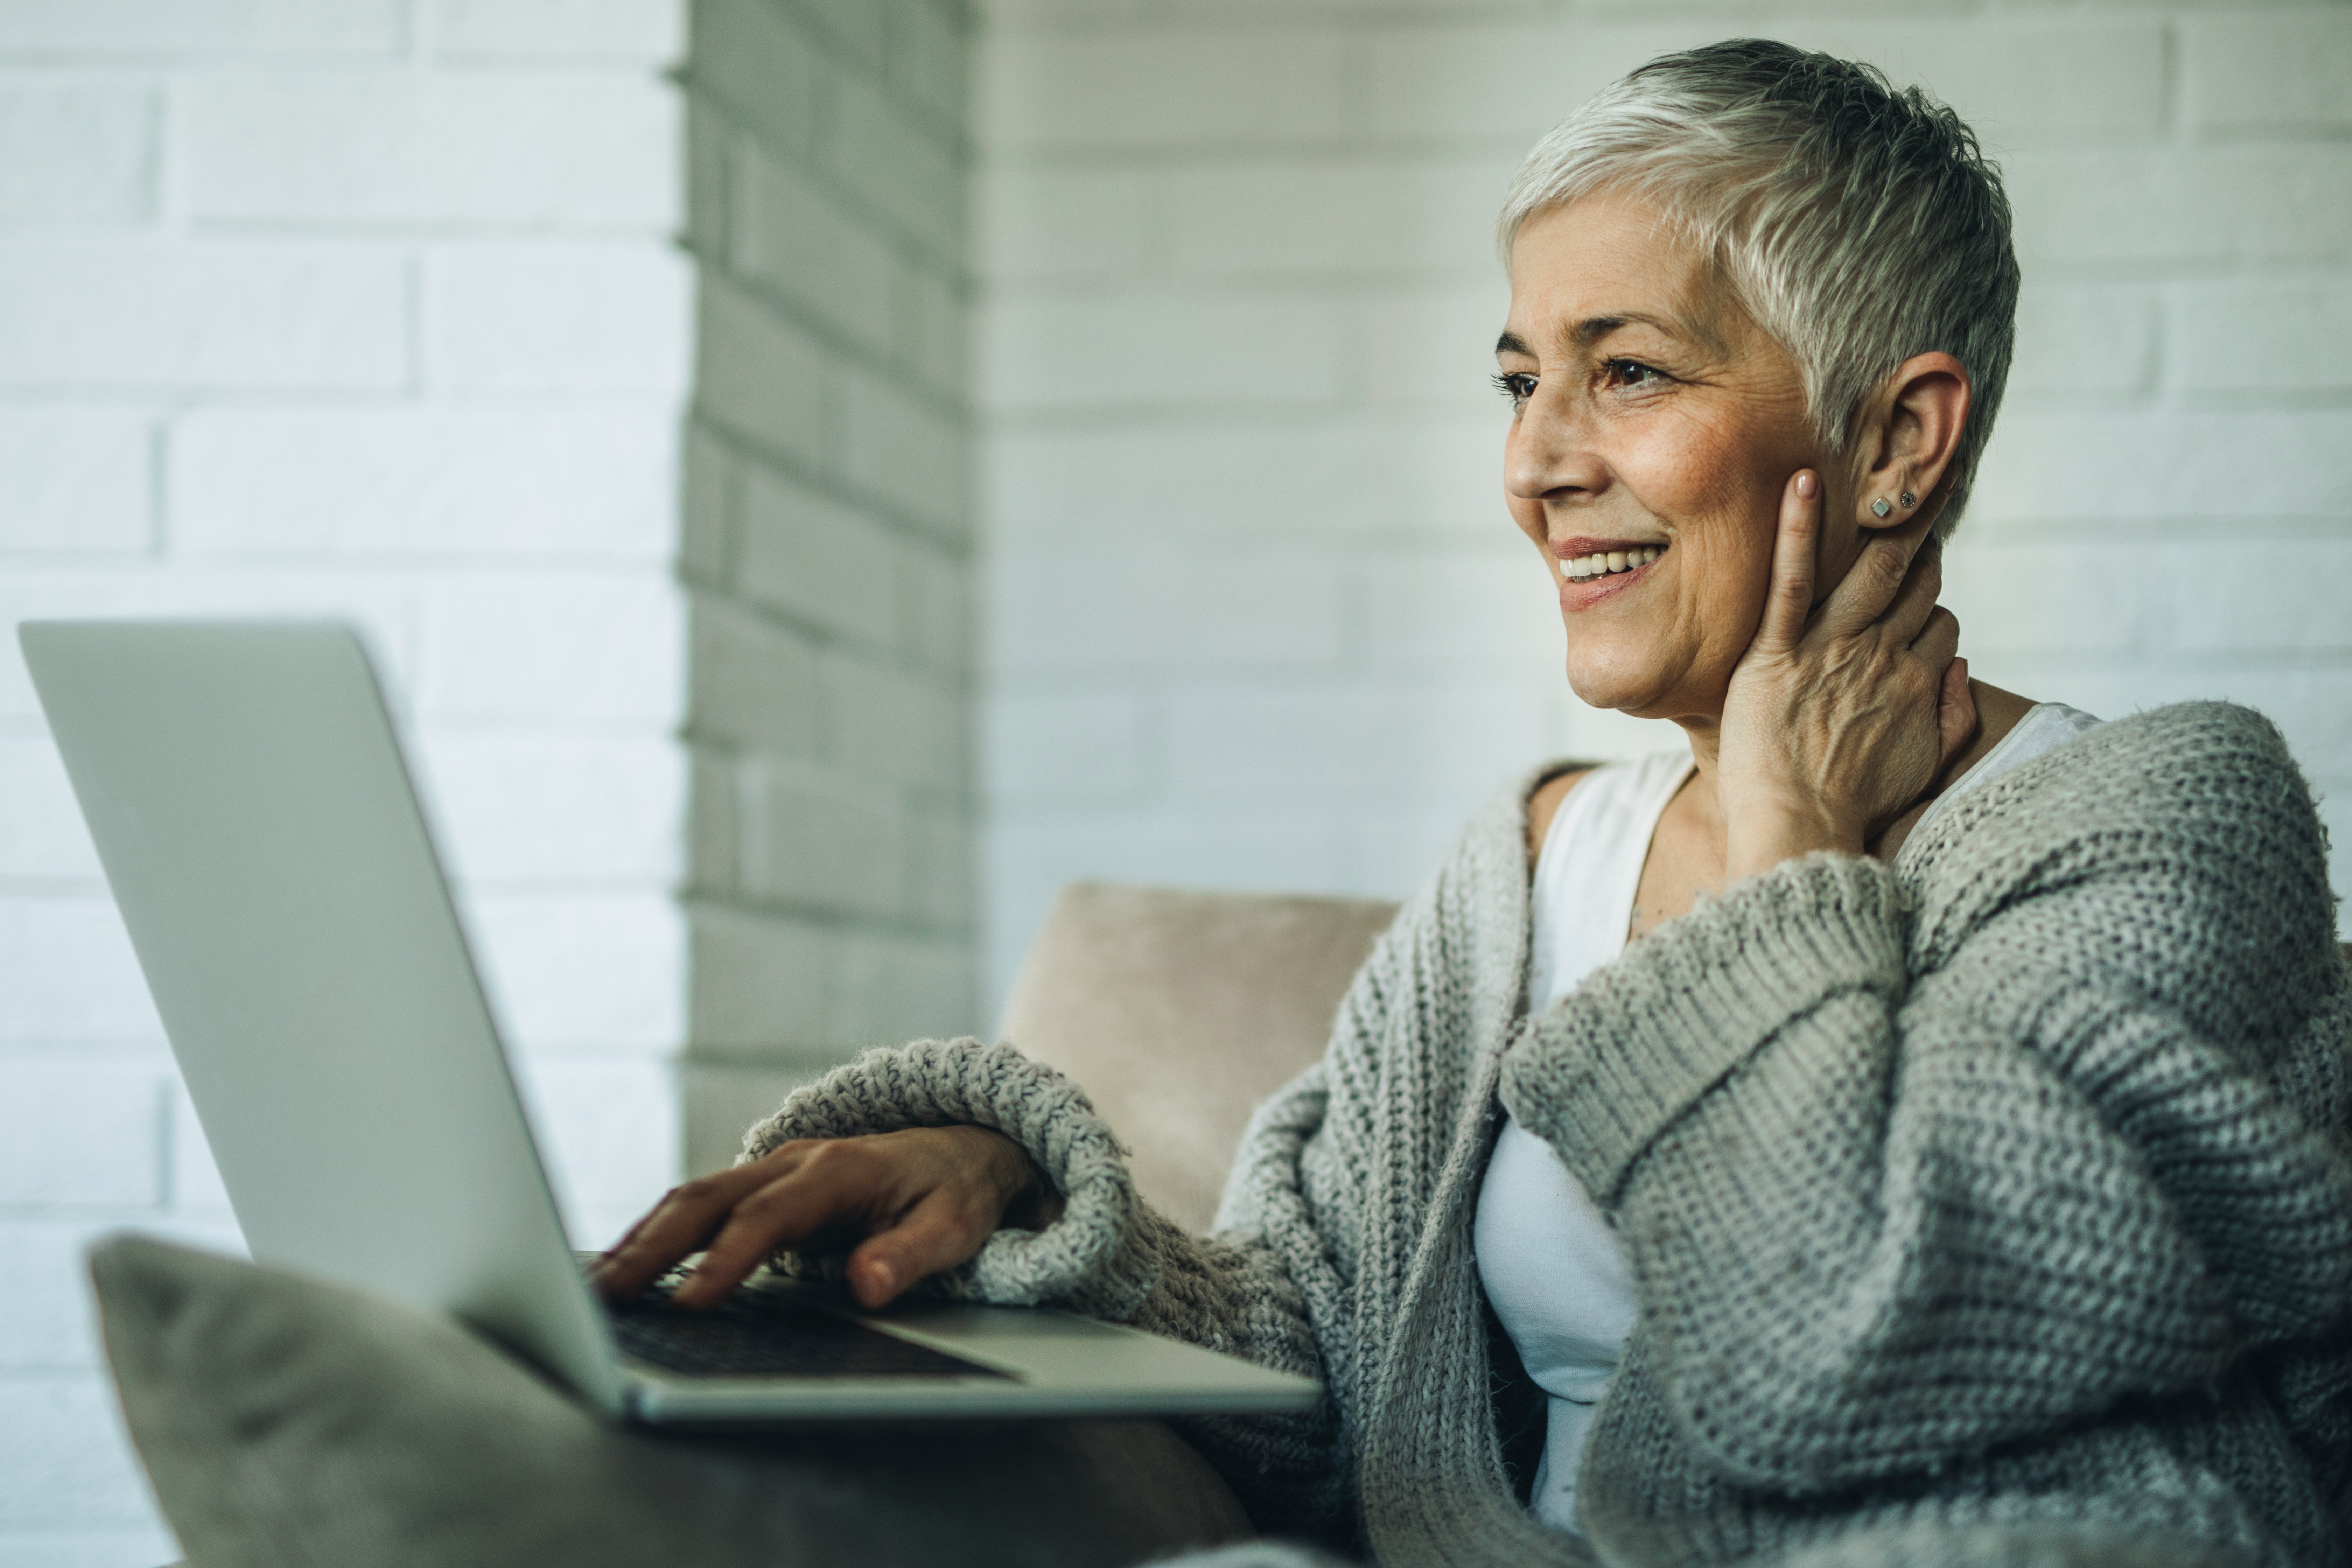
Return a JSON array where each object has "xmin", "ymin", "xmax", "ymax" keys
[
  {"xmin": 1562, "ymin": 652, "xmax": 1665, "ymax": 717},
  {"xmin": 1563, "ymin": 639, "xmax": 1723, "ymax": 724}
]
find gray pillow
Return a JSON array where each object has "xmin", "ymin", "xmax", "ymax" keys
[{"xmin": 90, "ymin": 1234, "xmax": 1253, "ymax": 1568}]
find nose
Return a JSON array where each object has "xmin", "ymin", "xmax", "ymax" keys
[{"xmin": 1504, "ymin": 386, "xmax": 1609, "ymax": 507}]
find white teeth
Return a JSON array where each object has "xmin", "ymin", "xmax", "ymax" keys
[{"xmin": 1562, "ymin": 546, "xmax": 1664, "ymax": 582}]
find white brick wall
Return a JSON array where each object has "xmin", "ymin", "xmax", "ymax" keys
[
  {"xmin": 677, "ymin": 0, "xmax": 977, "ymax": 1174},
  {"xmin": 975, "ymin": 4, "xmax": 2352, "ymax": 1005},
  {"xmin": 0, "ymin": 7, "xmax": 691, "ymax": 1561},
  {"xmin": 2, "ymin": 1, "xmax": 2341, "ymax": 1561}
]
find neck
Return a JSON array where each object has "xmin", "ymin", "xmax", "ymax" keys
[{"xmin": 1670, "ymin": 712, "xmax": 1731, "ymax": 863}]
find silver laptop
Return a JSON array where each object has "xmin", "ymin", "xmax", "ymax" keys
[{"xmin": 23, "ymin": 618, "xmax": 1318, "ymax": 1423}]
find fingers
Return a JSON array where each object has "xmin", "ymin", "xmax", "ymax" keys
[
  {"xmin": 1936, "ymin": 652, "xmax": 1977, "ymax": 770},
  {"xmin": 1751, "ymin": 470, "xmax": 1821, "ymax": 656},
  {"xmin": 1911, "ymin": 477, "xmax": 1953, "ymax": 546},
  {"xmin": 670, "ymin": 1144, "xmax": 888, "ymax": 1308},
  {"xmin": 592, "ymin": 1128, "xmax": 1037, "ymax": 1314},
  {"xmin": 591, "ymin": 1158, "xmax": 785, "ymax": 1302},
  {"xmin": 847, "ymin": 1186, "xmax": 996, "ymax": 1309},
  {"xmin": 1909, "ymin": 603, "xmax": 1967, "ymax": 758},
  {"xmin": 1882, "ymin": 542, "xmax": 1945, "ymax": 647},
  {"xmin": 1818, "ymin": 506, "xmax": 1939, "ymax": 640},
  {"xmin": 1906, "ymin": 605, "xmax": 1974, "ymax": 770},
  {"xmin": 1910, "ymin": 603, "xmax": 1960, "ymax": 669}
]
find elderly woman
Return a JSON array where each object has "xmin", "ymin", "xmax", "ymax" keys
[{"xmin": 596, "ymin": 41, "xmax": 2352, "ymax": 1568}]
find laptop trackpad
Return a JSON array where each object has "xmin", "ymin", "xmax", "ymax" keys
[{"xmin": 612, "ymin": 1287, "xmax": 1016, "ymax": 1381}]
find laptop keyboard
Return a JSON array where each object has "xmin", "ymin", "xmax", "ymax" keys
[{"xmin": 609, "ymin": 1286, "xmax": 1013, "ymax": 1382}]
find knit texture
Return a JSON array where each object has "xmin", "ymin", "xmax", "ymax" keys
[{"xmin": 740, "ymin": 703, "xmax": 2352, "ymax": 1568}]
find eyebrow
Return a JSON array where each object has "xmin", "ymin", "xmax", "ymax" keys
[{"xmin": 1494, "ymin": 311, "xmax": 1722, "ymax": 359}]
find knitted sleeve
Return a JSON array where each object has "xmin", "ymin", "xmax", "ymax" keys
[
  {"xmin": 736, "ymin": 1037, "xmax": 1358, "ymax": 1541},
  {"xmin": 1500, "ymin": 704, "xmax": 2352, "ymax": 1495}
]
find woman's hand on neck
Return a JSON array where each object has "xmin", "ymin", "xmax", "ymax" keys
[
  {"xmin": 1712, "ymin": 469, "xmax": 1977, "ymax": 880},
  {"xmin": 1659, "ymin": 468, "xmax": 1991, "ymax": 890},
  {"xmin": 1666, "ymin": 675, "xmax": 2031, "ymax": 883},
  {"xmin": 1865, "ymin": 678, "xmax": 2035, "ymax": 860}
]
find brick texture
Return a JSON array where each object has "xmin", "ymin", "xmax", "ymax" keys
[
  {"xmin": 677, "ymin": 0, "xmax": 978, "ymax": 1178},
  {"xmin": 0, "ymin": 7, "xmax": 692, "ymax": 1557},
  {"xmin": 974, "ymin": 4, "xmax": 2352, "ymax": 1008}
]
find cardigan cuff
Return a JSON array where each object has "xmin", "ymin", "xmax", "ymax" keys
[
  {"xmin": 738, "ymin": 1038, "xmax": 1161, "ymax": 1317},
  {"xmin": 1501, "ymin": 852, "xmax": 1907, "ymax": 1206}
]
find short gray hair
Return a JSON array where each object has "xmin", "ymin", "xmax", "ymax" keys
[{"xmin": 1498, "ymin": 40, "xmax": 2019, "ymax": 536}]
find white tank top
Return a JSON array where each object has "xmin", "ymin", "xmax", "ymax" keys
[{"xmin": 1474, "ymin": 704, "xmax": 2102, "ymax": 1537}]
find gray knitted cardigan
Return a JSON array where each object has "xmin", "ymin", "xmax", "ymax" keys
[{"xmin": 743, "ymin": 702, "xmax": 2352, "ymax": 1568}]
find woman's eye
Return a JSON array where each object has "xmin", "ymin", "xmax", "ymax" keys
[
  {"xmin": 1492, "ymin": 371, "xmax": 1536, "ymax": 405},
  {"xmin": 1603, "ymin": 358, "xmax": 1665, "ymax": 390}
]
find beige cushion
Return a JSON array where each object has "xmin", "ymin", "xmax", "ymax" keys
[
  {"xmin": 998, "ymin": 882, "xmax": 1399, "ymax": 1232},
  {"xmin": 92, "ymin": 1234, "xmax": 1251, "ymax": 1568}
]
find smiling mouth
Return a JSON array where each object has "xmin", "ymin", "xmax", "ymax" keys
[{"xmin": 1561, "ymin": 544, "xmax": 1665, "ymax": 583}]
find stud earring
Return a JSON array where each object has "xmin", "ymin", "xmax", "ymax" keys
[
  {"xmin": 1900, "ymin": 490, "xmax": 1918, "ymax": 509},
  {"xmin": 1871, "ymin": 497, "xmax": 1893, "ymax": 518}
]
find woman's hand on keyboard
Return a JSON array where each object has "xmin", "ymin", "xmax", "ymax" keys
[{"xmin": 589, "ymin": 1126, "xmax": 1065, "ymax": 1310}]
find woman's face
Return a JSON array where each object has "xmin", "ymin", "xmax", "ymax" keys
[{"xmin": 1499, "ymin": 191, "xmax": 1864, "ymax": 724}]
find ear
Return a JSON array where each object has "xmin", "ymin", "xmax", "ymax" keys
[{"xmin": 1852, "ymin": 352, "xmax": 1971, "ymax": 531}]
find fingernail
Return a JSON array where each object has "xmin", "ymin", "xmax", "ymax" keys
[
  {"xmin": 1794, "ymin": 471, "xmax": 1817, "ymax": 498},
  {"xmin": 867, "ymin": 1260, "xmax": 896, "ymax": 1295}
]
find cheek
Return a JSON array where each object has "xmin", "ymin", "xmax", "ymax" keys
[
  {"xmin": 1674, "ymin": 491, "xmax": 1779, "ymax": 646},
  {"xmin": 1685, "ymin": 530, "xmax": 1776, "ymax": 643},
  {"xmin": 1612, "ymin": 401, "xmax": 1765, "ymax": 520},
  {"xmin": 1616, "ymin": 411, "xmax": 1793, "ymax": 664},
  {"xmin": 1618, "ymin": 408, "xmax": 1795, "ymax": 569}
]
